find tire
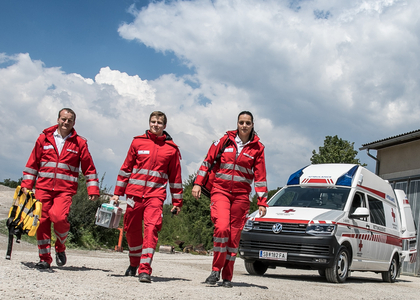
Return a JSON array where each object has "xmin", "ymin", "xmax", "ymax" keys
[
  {"xmin": 244, "ymin": 260, "xmax": 268, "ymax": 276},
  {"xmin": 325, "ymin": 246, "xmax": 350, "ymax": 283},
  {"xmin": 318, "ymin": 269, "xmax": 326, "ymax": 277},
  {"xmin": 382, "ymin": 256, "xmax": 398, "ymax": 283}
]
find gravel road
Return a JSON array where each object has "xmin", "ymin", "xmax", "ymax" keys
[{"xmin": 1, "ymin": 186, "xmax": 420, "ymax": 299}]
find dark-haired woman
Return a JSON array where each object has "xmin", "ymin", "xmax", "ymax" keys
[{"xmin": 192, "ymin": 111, "xmax": 268, "ymax": 288}]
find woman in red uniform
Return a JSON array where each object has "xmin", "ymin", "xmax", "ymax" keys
[{"xmin": 192, "ymin": 111, "xmax": 268, "ymax": 288}]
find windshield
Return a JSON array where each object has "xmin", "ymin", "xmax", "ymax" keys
[{"xmin": 268, "ymin": 186, "xmax": 350, "ymax": 210}]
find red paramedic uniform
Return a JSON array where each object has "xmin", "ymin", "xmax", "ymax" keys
[
  {"xmin": 114, "ymin": 130, "xmax": 183, "ymax": 275},
  {"xmin": 21, "ymin": 125, "xmax": 99, "ymax": 264},
  {"xmin": 194, "ymin": 130, "xmax": 268, "ymax": 281}
]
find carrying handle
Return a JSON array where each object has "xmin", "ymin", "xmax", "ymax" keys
[{"xmin": 110, "ymin": 200, "xmax": 119, "ymax": 207}]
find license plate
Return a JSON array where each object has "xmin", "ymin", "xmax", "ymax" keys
[{"xmin": 259, "ymin": 250, "xmax": 287, "ymax": 261}]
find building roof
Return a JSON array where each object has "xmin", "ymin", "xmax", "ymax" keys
[{"xmin": 359, "ymin": 129, "xmax": 420, "ymax": 150}]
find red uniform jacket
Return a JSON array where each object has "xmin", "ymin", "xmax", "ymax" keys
[
  {"xmin": 195, "ymin": 130, "xmax": 268, "ymax": 207},
  {"xmin": 21, "ymin": 125, "xmax": 100, "ymax": 196},
  {"xmin": 113, "ymin": 131, "xmax": 183, "ymax": 207}
]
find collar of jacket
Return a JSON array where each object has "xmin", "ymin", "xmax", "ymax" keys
[
  {"xmin": 136, "ymin": 130, "xmax": 179, "ymax": 149},
  {"xmin": 226, "ymin": 129, "xmax": 259, "ymax": 145},
  {"xmin": 43, "ymin": 124, "xmax": 77, "ymax": 139}
]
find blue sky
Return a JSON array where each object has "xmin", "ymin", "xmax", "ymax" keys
[
  {"xmin": 1, "ymin": 0, "xmax": 420, "ymax": 196},
  {"xmin": 0, "ymin": 0, "xmax": 190, "ymax": 79}
]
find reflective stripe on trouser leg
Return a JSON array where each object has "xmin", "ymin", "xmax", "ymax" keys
[
  {"xmin": 48, "ymin": 191, "xmax": 73, "ymax": 253},
  {"xmin": 210, "ymin": 192, "xmax": 232, "ymax": 272},
  {"xmin": 211, "ymin": 191, "xmax": 250, "ymax": 281},
  {"xmin": 35, "ymin": 189, "xmax": 54, "ymax": 264},
  {"xmin": 124, "ymin": 198, "xmax": 145, "ymax": 267},
  {"xmin": 138, "ymin": 197, "xmax": 163, "ymax": 275}
]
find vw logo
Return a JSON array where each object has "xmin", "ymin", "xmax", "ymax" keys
[{"xmin": 272, "ymin": 223, "xmax": 283, "ymax": 234}]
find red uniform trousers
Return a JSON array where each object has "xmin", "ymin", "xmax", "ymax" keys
[
  {"xmin": 124, "ymin": 196, "xmax": 163, "ymax": 275},
  {"xmin": 210, "ymin": 190, "xmax": 250, "ymax": 281},
  {"xmin": 35, "ymin": 189, "xmax": 73, "ymax": 264}
]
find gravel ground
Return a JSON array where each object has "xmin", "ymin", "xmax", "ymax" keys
[{"xmin": 1, "ymin": 186, "xmax": 420, "ymax": 299}]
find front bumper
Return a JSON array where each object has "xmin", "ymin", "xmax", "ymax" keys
[{"xmin": 239, "ymin": 230, "xmax": 340, "ymax": 269}]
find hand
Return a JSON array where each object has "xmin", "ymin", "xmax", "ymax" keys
[
  {"xmin": 192, "ymin": 185, "xmax": 202, "ymax": 199},
  {"xmin": 258, "ymin": 206, "xmax": 267, "ymax": 217},
  {"xmin": 110, "ymin": 195, "xmax": 119, "ymax": 205},
  {"xmin": 21, "ymin": 187, "xmax": 29, "ymax": 195},
  {"xmin": 89, "ymin": 194, "xmax": 99, "ymax": 201},
  {"xmin": 171, "ymin": 206, "xmax": 181, "ymax": 216}
]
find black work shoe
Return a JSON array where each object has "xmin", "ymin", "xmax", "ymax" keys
[
  {"xmin": 222, "ymin": 279, "xmax": 233, "ymax": 288},
  {"xmin": 138, "ymin": 272, "xmax": 152, "ymax": 283},
  {"xmin": 204, "ymin": 270, "xmax": 220, "ymax": 285},
  {"xmin": 125, "ymin": 265, "xmax": 138, "ymax": 276},
  {"xmin": 35, "ymin": 261, "xmax": 51, "ymax": 269},
  {"xmin": 56, "ymin": 251, "xmax": 67, "ymax": 266}
]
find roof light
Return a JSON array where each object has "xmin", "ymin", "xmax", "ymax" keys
[
  {"xmin": 336, "ymin": 165, "xmax": 359, "ymax": 187},
  {"xmin": 287, "ymin": 166, "xmax": 307, "ymax": 185}
]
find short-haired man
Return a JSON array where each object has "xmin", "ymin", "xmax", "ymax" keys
[
  {"xmin": 111, "ymin": 111, "xmax": 183, "ymax": 283},
  {"xmin": 21, "ymin": 108, "xmax": 100, "ymax": 269}
]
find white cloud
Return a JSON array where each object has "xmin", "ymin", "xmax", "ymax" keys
[
  {"xmin": 118, "ymin": 0, "xmax": 420, "ymax": 133},
  {"xmin": 1, "ymin": 53, "xmax": 307, "ymax": 191},
  {"xmin": 2, "ymin": 0, "xmax": 420, "ymax": 192}
]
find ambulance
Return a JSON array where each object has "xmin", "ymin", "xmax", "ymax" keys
[{"xmin": 239, "ymin": 164, "xmax": 417, "ymax": 283}]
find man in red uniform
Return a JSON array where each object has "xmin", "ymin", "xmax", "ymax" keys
[
  {"xmin": 21, "ymin": 108, "xmax": 99, "ymax": 269},
  {"xmin": 111, "ymin": 111, "xmax": 183, "ymax": 283}
]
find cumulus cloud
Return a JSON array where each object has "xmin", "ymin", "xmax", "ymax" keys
[
  {"xmin": 2, "ymin": 0, "xmax": 420, "ymax": 192},
  {"xmin": 119, "ymin": 0, "xmax": 420, "ymax": 133},
  {"xmin": 1, "ymin": 53, "xmax": 306, "ymax": 190}
]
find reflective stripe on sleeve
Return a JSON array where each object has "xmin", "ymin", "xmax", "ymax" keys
[
  {"xmin": 255, "ymin": 181, "xmax": 267, "ymax": 187},
  {"xmin": 85, "ymin": 174, "xmax": 98, "ymax": 180},
  {"xmin": 24, "ymin": 167, "xmax": 38, "ymax": 175},
  {"xmin": 116, "ymin": 181, "xmax": 127, "ymax": 187},
  {"xmin": 118, "ymin": 170, "xmax": 132, "ymax": 177},
  {"xmin": 23, "ymin": 175, "xmax": 36, "ymax": 181},
  {"xmin": 169, "ymin": 183, "xmax": 183, "ymax": 189},
  {"xmin": 86, "ymin": 181, "xmax": 99, "ymax": 187}
]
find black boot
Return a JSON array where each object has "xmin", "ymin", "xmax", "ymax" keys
[
  {"xmin": 125, "ymin": 265, "xmax": 138, "ymax": 276},
  {"xmin": 56, "ymin": 252, "xmax": 66, "ymax": 266},
  {"xmin": 204, "ymin": 270, "xmax": 220, "ymax": 285}
]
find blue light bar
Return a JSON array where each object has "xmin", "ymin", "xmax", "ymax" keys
[
  {"xmin": 287, "ymin": 166, "xmax": 307, "ymax": 185},
  {"xmin": 336, "ymin": 165, "xmax": 359, "ymax": 186}
]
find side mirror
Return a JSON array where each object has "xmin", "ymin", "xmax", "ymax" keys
[{"xmin": 350, "ymin": 207, "xmax": 369, "ymax": 219}]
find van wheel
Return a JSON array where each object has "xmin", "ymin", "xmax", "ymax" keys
[
  {"xmin": 382, "ymin": 256, "xmax": 398, "ymax": 283},
  {"xmin": 244, "ymin": 260, "xmax": 268, "ymax": 276},
  {"xmin": 325, "ymin": 246, "xmax": 349, "ymax": 283},
  {"xmin": 318, "ymin": 269, "xmax": 326, "ymax": 277}
]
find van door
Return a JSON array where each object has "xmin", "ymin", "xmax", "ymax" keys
[
  {"xmin": 347, "ymin": 192, "xmax": 371, "ymax": 270},
  {"xmin": 367, "ymin": 195, "xmax": 393, "ymax": 270}
]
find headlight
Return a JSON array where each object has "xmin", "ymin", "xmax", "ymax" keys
[
  {"xmin": 306, "ymin": 224, "xmax": 336, "ymax": 236},
  {"xmin": 243, "ymin": 219, "xmax": 254, "ymax": 231}
]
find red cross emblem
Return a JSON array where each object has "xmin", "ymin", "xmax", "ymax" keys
[
  {"xmin": 358, "ymin": 240, "xmax": 363, "ymax": 252},
  {"xmin": 391, "ymin": 208, "xmax": 396, "ymax": 222},
  {"xmin": 283, "ymin": 209, "xmax": 295, "ymax": 213}
]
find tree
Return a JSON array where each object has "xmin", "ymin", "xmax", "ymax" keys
[
  {"xmin": 311, "ymin": 135, "xmax": 367, "ymax": 166},
  {"xmin": 0, "ymin": 177, "xmax": 22, "ymax": 188}
]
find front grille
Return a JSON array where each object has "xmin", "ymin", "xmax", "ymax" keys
[
  {"xmin": 240, "ymin": 239, "xmax": 330, "ymax": 256},
  {"xmin": 252, "ymin": 221, "xmax": 307, "ymax": 234}
]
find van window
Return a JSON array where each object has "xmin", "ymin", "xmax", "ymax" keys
[
  {"xmin": 350, "ymin": 192, "xmax": 367, "ymax": 221},
  {"xmin": 367, "ymin": 196, "xmax": 386, "ymax": 226},
  {"xmin": 268, "ymin": 186, "xmax": 350, "ymax": 210}
]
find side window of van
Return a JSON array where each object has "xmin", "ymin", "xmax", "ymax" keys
[
  {"xmin": 350, "ymin": 193, "xmax": 366, "ymax": 213},
  {"xmin": 367, "ymin": 196, "xmax": 386, "ymax": 226}
]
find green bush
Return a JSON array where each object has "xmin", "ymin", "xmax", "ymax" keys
[{"xmin": 67, "ymin": 173, "xmax": 127, "ymax": 250}]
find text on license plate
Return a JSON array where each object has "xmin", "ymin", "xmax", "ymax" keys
[{"xmin": 259, "ymin": 250, "xmax": 287, "ymax": 261}]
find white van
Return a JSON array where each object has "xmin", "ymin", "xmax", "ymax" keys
[{"xmin": 239, "ymin": 164, "xmax": 417, "ymax": 283}]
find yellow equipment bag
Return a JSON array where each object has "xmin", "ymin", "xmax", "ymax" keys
[{"xmin": 6, "ymin": 186, "xmax": 42, "ymax": 259}]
